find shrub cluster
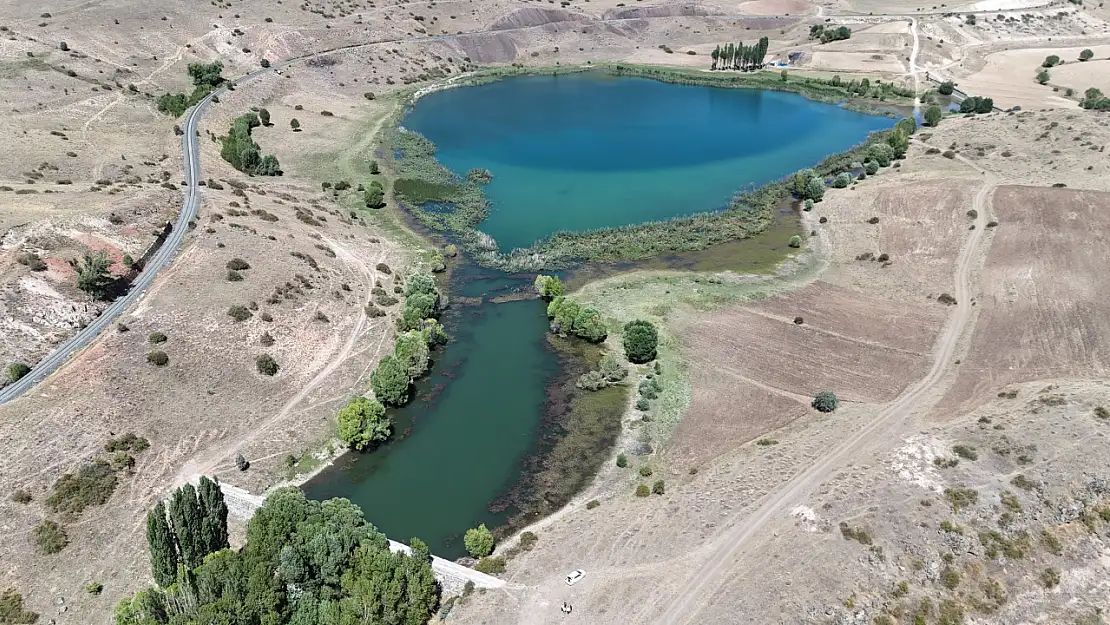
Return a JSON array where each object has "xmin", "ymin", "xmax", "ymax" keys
[
  {"xmin": 547, "ymin": 296, "xmax": 607, "ymax": 343},
  {"xmin": 220, "ymin": 113, "xmax": 281, "ymax": 176},
  {"xmin": 156, "ymin": 62, "xmax": 225, "ymax": 117}
]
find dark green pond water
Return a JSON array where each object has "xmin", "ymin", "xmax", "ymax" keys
[
  {"xmin": 306, "ymin": 74, "xmax": 892, "ymax": 559},
  {"xmin": 402, "ymin": 71, "xmax": 895, "ymax": 251}
]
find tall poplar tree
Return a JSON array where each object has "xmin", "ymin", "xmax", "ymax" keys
[
  {"xmin": 197, "ymin": 476, "xmax": 229, "ymax": 555},
  {"xmin": 711, "ymin": 45, "xmax": 720, "ymax": 69},
  {"xmin": 146, "ymin": 501, "xmax": 178, "ymax": 587},
  {"xmin": 169, "ymin": 483, "xmax": 204, "ymax": 570}
]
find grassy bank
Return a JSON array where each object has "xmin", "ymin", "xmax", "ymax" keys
[{"xmin": 385, "ymin": 67, "xmax": 898, "ymax": 271}]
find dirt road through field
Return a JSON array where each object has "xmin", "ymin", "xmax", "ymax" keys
[{"xmin": 651, "ymin": 178, "xmax": 994, "ymax": 624}]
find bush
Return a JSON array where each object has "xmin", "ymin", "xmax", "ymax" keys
[
  {"xmin": 35, "ymin": 520, "xmax": 68, "ymax": 554},
  {"xmin": 868, "ymin": 216, "xmax": 880, "ymax": 224},
  {"xmin": 260, "ymin": 331, "xmax": 274, "ymax": 346},
  {"xmin": 290, "ymin": 118, "xmax": 301, "ymax": 131},
  {"xmin": 1040, "ymin": 567, "xmax": 1060, "ymax": 589},
  {"xmin": 337, "ymin": 396, "xmax": 391, "ymax": 450},
  {"xmin": 227, "ymin": 269, "xmax": 243, "ymax": 281},
  {"xmin": 832, "ymin": 172, "xmax": 851, "ymax": 188},
  {"xmin": 147, "ymin": 351, "xmax": 169, "ymax": 366},
  {"xmin": 952, "ymin": 445, "xmax": 978, "ymax": 460},
  {"xmin": 533, "ymin": 274, "xmax": 565, "ymax": 300},
  {"xmin": 804, "ymin": 198, "xmax": 814, "ymax": 211},
  {"xmin": 256, "ymin": 353, "xmax": 279, "ymax": 376},
  {"xmin": 1043, "ymin": 55, "xmax": 1060, "ymax": 68},
  {"xmin": 11, "ymin": 489, "xmax": 32, "ymax": 504},
  {"xmin": 1080, "ymin": 48, "xmax": 1094, "ymax": 61},
  {"xmin": 474, "ymin": 556, "xmax": 506, "ymax": 575},
  {"xmin": 0, "ymin": 589, "xmax": 39, "ymax": 624},
  {"xmin": 924, "ymin": 104, "xmax": 943, "ymax": 127},
  {"xmin": 638, "ymin": 466, "xmax": 653, "ymax": 477},
  {"xmin": 652, "ymin": 480, "xmax": 665, "ymax": 495},
  {"xmin": 623, "ymin": 319, "xmax": 659, "ymax": 363},
  {"xmin": 228, "ymin": 305, "xmax": 252, "ymax": 321},
  {"xmin": 940, "ymin": 566, "xmax": 961, "ymax": 590},
  {"xmin": 616, "ymin": 453, "xmax": 628, "ymax": 468},
  {"xmin": 788, "ymin": 234, "xmax": 802, "ymax": 248},
  {"xmin": 811, "ymin": 391, "xmax": 839, "ymax": 413},
  {"xmin": 944, "ymin": 486, "xmax": 978, "ymax": 511},
  {"xmin": 636, "ymin": 397, "xmax": 650, "ymax": 411},
  {"xmin": 938, "ymin": 81, "xmax": 955, "ymax": 95},
  {"xmin": 226, "ymin": 258, "xmax": 250, "ymax": 270},
  {"xmin": 586, "ymin": 499, "xmax": 600, "ymax": 509},
  {"xmin": 46, "ymin": 459, "xmax": 117, "ymax": 516},
  {"xmin": 17, "ymin": 251, "xmax": 47, "ymax": 271},
  {"xmin": 464, "ymin": 523, "xmax": 495, "ymax": 558},
  {"xmin": 148, "ymin": 332, "xmax": 167, "ymax": 344},
  {"xmin": 635, "ymin": 484, "xmax": 650, "ymax": 497},
  {"xmin": 235, "ymin": 453, "xmax": 249, "ymax": 471},
  {"xmin": 105, "ymin": 433, "xmax": 150, "ymax": 453},
  {"xmin": 6, "ymin": 362, "xmax": 30, "ymax": 383},
  {"xmin": 864, "ymin": 160, "xmax": 880, "ymax": 175},
  {"xmin": 1036, "ymin": 70, "xmax": 1050, "ymax": 85},
  {"xmin": 86, "ymin": 582, "xmax": 103, "ymax": 595}
]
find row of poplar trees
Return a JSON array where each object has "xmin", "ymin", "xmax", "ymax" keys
[
  {"xmin": 710, "ymin": 38, "xmax": 770, "ymax": 71},
  {"xmin": 146, "ymin": 476, "xmax": 229, "ymax": 587}
]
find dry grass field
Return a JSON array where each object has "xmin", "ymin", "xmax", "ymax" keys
[
  {"xmin": 4, "ymin": 0, "xmax": 1110, "ymax": 621},
  {"xmin": 938, "ymin": 186, "xmax": 1110, "ymax": 418}
]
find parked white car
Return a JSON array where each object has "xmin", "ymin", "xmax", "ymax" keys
[{"xmin": 565, "ymin": 569, "xmax": 585, "ymax": 586}]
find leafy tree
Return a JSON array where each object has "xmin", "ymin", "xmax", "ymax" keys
[
  {"xmin": 812, "ymin": 391, "xmax": 839, "ymax": 413},
  {"xmin": 1080, "ymin": 48, "xmax": 1094, "ymax": 61},
  {"xmin": 256, "ymin": 353, "xmax": 279, "ymax": 375},
  {"xmin": 924, "ymin": 104, "xmax": 943, "ymax": 127},
  {"xmin": 1042, "ymin": 55, "xmax": 1060, "ymax": 68},
  {"xmin": 394, "ymin": 330, "xmax": 430, "ymax": 379},
  {"xmin": 788, "ymin": 234, "xmax": 802, "ymax": 248},
  {"xmin": 1036, "ymin": 70, "xmax": 1050, "ymax": 85},
  {"xmin": 404, "ymin": 272, "xmax": 440, "ymax": 300},
  {"xmin": 6, "ymin": 362, "xmax": 30, "ymax": 383},
  {"xmin": 868, "ymin": 143, "xmax": 894, "ymax": 167},
  {"xmin": 865, "ymin": 160, "xmax": 880, "ymax": 175},
  {"xmin": 146, "ymin": 501, "xmax": 178, "ymax": 587},
  {"xmin": 364, "ymin": 181, "xmax": 384, "ymax": 208},
  {"xmin": 337, "ymin": 396, "xmax": 391, "ymax": 450},
  {"xmin": 116, "ymin": 489, "xmax": 439, "ymax": 625},
  {"xmin": 400, "ymin": 292, "xmax": 437, "ymax": 331},
  {"xmin": 547, "ymin": 295, "xmax": 581, "ymax": 335},
  {"xmin": 938, "ymin": 81, "xmax": 955, "ymax": 96},
  {"xmin": 572, "ymin": 307, "xmax": 607, "ymax": 343},
  {"xmin": 1081, "ymin": 87, "xmax": 1110, "ymax": 110},
  {"xmin": 260, "ymin": 58, "xmax": 271, "ymax": 68},
  {"xmin": 258, "ymin": 108, "xmax": 271, "ymax": 126},
  {"xmin": 975, "ymin": 97, "xmax": 994, "ymax": 113},
  {"xmin": 888, "ymin": 128, "xmax": 909, "ymax": 159},
  {"xmin": 533, "ymin": 274, "xmax": 565, "ymax": 300},
  {"xmin": 623, "ymin": 320, "xmax": 659, "ymax": 364},
  {"xmin": 805, "ymin": 176, "xmax": 825, "ymax": 202},
  {"xmin": 371, "ymin": 355, "xmax": 411, "ymax": 406},
  {"xmin": 197, "ymin": 476, "xmax": 229, "ymax": 555},
  {"xmin": 290, "ymin": 118, "xmax": 301, "ymax": 131},
  {"xmin": 168, "ymin": 484, "xmax": 203, "ymax": 571},
  {"xmin": 895, "ymin": 116, "xmax": 917, "ymax": 136},
  {"xmin": 75, "ymin": 251, "xmax": 114, "ymax": 299},
  {"xmin": 793, "ymin": 169, "xmax": 814, "ymax": 197},
  {"xmin": 463, "ymin": 523, "xmax": 494, "ymax": 558},
  {"xmin": 832, "ymin": 172, "xmax": 851, "ymax": 188},
  {"xmin": 187, "ymin": 62, "xmax": 224, "ymax": 88},
  {"xmin": 156, "ymin": 92, "xmax": 188, "ymax": 117}
]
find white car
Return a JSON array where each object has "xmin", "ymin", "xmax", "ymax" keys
[{"xmin": 565, "ymin": 569, "xmax": 585, "ymax": 586}]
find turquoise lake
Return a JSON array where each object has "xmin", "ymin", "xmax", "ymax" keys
[
  {"xmin": 402, "ymin": 72, "xmax": 897, "ymax": 251},
  {"xmin": 306, "ymin": 74, "xmax": 895, "ymax": 559}
]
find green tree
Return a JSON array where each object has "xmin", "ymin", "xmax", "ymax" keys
[
  {"xmin": 404, "ymin": 273, "xmax": 440, "ymax": 300},
  {"xmin": 1080, "ymin": 48, "xmax": 1094, "ymax": 61},
  {"xmin": 868, "ymin": 143, "xmax": 894, "ymax": 167},
  {"xmin": 533, "ymin": 274, "xmax": 564, "ymax": 300},
  {"xmin": 623, "ymin": 319, "xmax": 659, "ymax": 364},
  {"xmin": 197, "ymin": 476, "xmax": 229, "ymax": 556},
  {"xmin": 865, "ymin": 160, "xmax": 880, "ymax": 175},
  {"xmin": 793, "ymin": 169, "xmax": 815, "ymax": 197},
  {"xmin": 464, "ymin": 523, "xmax": 494, "ymax": 558},
  {"xmin": 832, "ymin": 172, "xmax": 851, "ymax": 188},
  {"xmin": 938, "ymin": 81, "xmax": 955, "ymax": 96},
  {"xmin": 394, "ymin": 330, "xmax": 430, "ymax": 379},
  {"xmin": 572, "ymin": 307, "xmax": 607, "ymax": 343},
  {"xmin": 1042, "ymin": 55, "xmax": 1060, "ymax": 68},
  {"xmin": 336, "ymin": 396, "xmax": 391, "ymax": 450},
  {"xmin": 258, "ymin": 108, "xmax": 270, "ymax": 126},
  {"xmin": 805, "ymin": 176, "xmax": 825, "ymax": 201},
  {"xmin": 6, "ymin": 362, "xmax": 30, "ymax": 383},
  {"xmin": 290, "ymin": 118, "xmax": 301, "ymax": 131},
  {"xmin": 812, "ymin": 391, "xmax": 839, "ymax": 413},
  {"xmin": 547, "ymin": 295, "xmax": 581, "ymax": 335},
  {"xmin": 75, "ymin": 251, "xmax": 114, "ymax": 299},
  {"xmin": 168, "ymin": 483, "xmax": 203, "ymax": 571},
  {"xmin": 400, "ymin": 292, "xmax": 437, "ymax": 331},
  {"xmin": 895, "ymin": 116, "xmax": 917, "ymax": 136},
  {"xmin": 146, "ymin": 501, "xmax": 178, "ymax": 587},
  {"xmin": 369, "ymin": 160, "xmax": 380, "ymax": 174},
  {"xmin": 364, "ymin": 181, "xmax": 385, "ymax": 208},
  {"xmin": 975, "ymin": 97, "xmax": 994, "ymax": 113},
  {"xmin": 371, "ymin": 355, "xmax": 411, "ymax": 406},
  {"xmin": 888, "ymin": 128, "xmax": 909, "ymax": 159},
  {"xmin": 924, "ymin": 104, "xmax": 943, "ymax": 127},
  {"xmin": 1036, "ymin": 70, "xmax": 1050, "ymax": 84},
  {"xmin": 711, "ymin": 45, "xmax": 720, "ymax": 69}
]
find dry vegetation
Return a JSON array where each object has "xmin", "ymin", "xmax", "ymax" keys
[{"xmin": 3, "ymin": 0, "xmax": 1110, "ymax": 621}]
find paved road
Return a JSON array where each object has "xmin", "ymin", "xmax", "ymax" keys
[{"xmin": 0, "ymin": 85, "xmax": 227, "ymax": 404}]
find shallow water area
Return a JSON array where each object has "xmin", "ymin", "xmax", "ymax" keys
[{"xmin": 403, "ymin": 71, "xmax": 895, "ymax": 251}]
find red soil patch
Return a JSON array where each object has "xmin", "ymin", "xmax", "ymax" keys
[{"xmin": 936, "ymin": 186, "xmax": 1110, "ymax": 418}]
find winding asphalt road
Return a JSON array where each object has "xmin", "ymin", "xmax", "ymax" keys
[{"xmin": 0, "ymin": 81, "xmax": 236, "ymax": 404}]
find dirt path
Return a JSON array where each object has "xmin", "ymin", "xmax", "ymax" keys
[
  {"xmin": 649, "ymin": 177, "xmax": 995, "ymax": 623},
  {"xmin": 171, "ymin": 235, "xmax": 392, "ymax": 486}
]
